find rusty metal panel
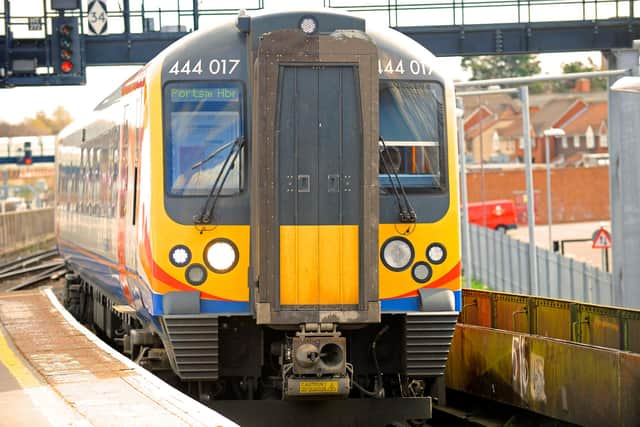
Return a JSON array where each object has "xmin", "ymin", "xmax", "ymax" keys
[
  {"xmin": 460, "ymin": 289, "xmax": 492, "ymax": 327},
  {"xmin": 525, "ymin": 335, "xmax": 620, "ymax": 425},
  {"xmin": 619, "ymin": 352, "xmax": 640, "ymax": 425},
  {"xmin": 624, "ymin": 313, "xmax": 640, "ymax": 353},
  {"xmin": 461, "ymin": 290, "xmax": 640, "ymax": 353},
  {"xmin": 531, "ymin": 297, "xmax": 572, "ymax": 341},
  {"xmin": 578, "ymin": 304, "xmax": 622, "ymax": 349},
  {"xmin": 493, "ymin": 293, "xmax": 529, "ymax": 334},
  {"xmin": 445, "ymin": 324, "xmax": 515, "ymax": 401},
  {"xmin": 447, "ymin": 324, "xmax": 635, "ymax": 426}
]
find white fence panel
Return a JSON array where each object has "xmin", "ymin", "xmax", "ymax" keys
[
  {"xmin": 0, "ymin": 208, "xmax": 54, "ymax": 254},
  {"xmin": 465, "ymin": 224, "xmax": 613, "ymax": 305}
]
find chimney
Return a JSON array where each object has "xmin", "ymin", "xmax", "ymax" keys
[{"xmin": 571, "ymin": 78, "xmax": 591, "ymax": 93}]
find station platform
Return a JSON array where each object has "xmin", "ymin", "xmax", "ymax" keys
[{"xmin": 0, "ymin": 288, "xmax": 237, "ymax": 427}]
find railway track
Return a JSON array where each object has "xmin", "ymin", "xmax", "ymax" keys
[
  {"xmin": 428, "ymin": 391, "xmax": 578, "ymax": 427},
  {"xmin": 0, "ymin": 247, "xmax": 66, "ymax": 292}
]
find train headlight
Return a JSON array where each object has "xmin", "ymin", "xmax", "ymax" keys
[
  {"xmin": 169, "ymin": 245, "xmax": 191, "ymax": 267},
  {"xmin": 204, "ymin": 239, "xmax": 239, "ymax": 273},
  {"xmin": 412, "ymin": 262, "xmax": 432, "ymax": 283},
  {"xmin": 186, "ymin": 264, "xmax": 207, "ymax": 286},
  {"xmin": 381, "ymin": 237, "xmax": 414, "ymax": 272},
  {"xmin": 299, "ymin": 16, "xmax": 317, "ymax": 34},
  {"xmin": 426, "ymin": 243, "xmax": 446, "ymax": 265}
]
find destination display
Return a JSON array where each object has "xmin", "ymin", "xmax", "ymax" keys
[{"xmin": 170, "ymin": 86, "xmax": 240, "ymax": 102}]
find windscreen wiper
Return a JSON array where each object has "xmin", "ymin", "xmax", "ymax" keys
[
  {"xmin": 190, "ymin": 139, "xmax": 237, "ymax": 170},
  {"xmin": 193, "ymin": 137, "xmax": 245, "ymax": 225},
  {"xmin": 379, "ymin": 136, "xmax": 416, "ymax": 223}
]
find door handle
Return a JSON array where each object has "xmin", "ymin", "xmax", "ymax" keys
[
  {"xmin": 297, "ymin": 174, "xmax": 310, "ymax": 193},
  {"xmin": 327, "ymin": 174, "xmax": 340, "ymax": 193}
]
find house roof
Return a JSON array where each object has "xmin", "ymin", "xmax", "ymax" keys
[
  {"xmin": 531, "ymin": 98, "xmax": 580, "ymax": 133},
  {"xmin": 460, "ymin": 90, "xmax": 609, "ymax": 140},
  {"xmin": 562, "ymin": 101, "xmax": 608, "ymax": 135},
  {"xmin": 465, "ymin": 117, "xmax": 499, "ymax": 140},
  {"xmin": 463, "ymin": 105, "xmax": 493, "ymax": 130},
  {"xmin": 465, "ymin": 116, "xmax": 516, "ymax": 140},
  {"xmin": 529, "ymin": 90, "xmax": 607, "ymax": 106},
  {"xmin": 496, "ymin": 113, "xmax": 535, "ymax": 139},
  {"xmin": 461, "ymin": 93, "xmax": 518, "ymax": 116}
]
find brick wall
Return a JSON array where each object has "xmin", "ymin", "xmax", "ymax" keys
[{"xmin": 465, "ymin": 166, "xmax": 609, "ymax": 224}]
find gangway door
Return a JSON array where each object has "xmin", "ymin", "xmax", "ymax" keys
[{"xmin": 251, "ymin": 30, "xmax": 379, "ymax": 325}]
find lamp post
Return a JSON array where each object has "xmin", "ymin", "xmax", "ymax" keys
[{"xmin": 543, "ymin": 128, "xmax": 565, "ymax": 252}]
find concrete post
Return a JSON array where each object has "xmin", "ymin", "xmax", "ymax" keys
[{"xmin": 607, "ymin": 46, "xmax": 639, "ymax": 308}]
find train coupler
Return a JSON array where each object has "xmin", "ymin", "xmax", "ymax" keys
[{"xmin": 282, "ymin": 323, "xmax": 351, "ymax": 399}]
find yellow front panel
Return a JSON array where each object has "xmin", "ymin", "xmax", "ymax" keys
[
  {"xmin": 145, "ymin": 66, "xmax": 251, "ymax": 302},
  {"xmin": 280, "ymin": 225, "xmax": 359, "ymax": 305},
  {"xmin": 280, "ymin": 225, "xmax": 319, "ymax": 305}
]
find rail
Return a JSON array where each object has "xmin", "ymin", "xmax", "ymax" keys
[{"xmin": 0, "ymin": 207, "xmax": 54, "ymax": 255}]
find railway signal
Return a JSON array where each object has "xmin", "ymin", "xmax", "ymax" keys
[
  {"xmin": 18, "ymin": 142, "xmax": 32, "ymax": 166},
  {"xmin": 51, "ymin": 17, "xmax": 83, "ymax": 77}
]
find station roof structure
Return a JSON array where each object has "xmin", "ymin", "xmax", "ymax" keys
[{"xmin": 1, "ymin": 1, "xmax": 640, "ymax": 87}]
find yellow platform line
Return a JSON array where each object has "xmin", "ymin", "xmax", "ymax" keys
[{"xmin": 0, "ymin": 326, "xmax": 40, "ymax": 389}]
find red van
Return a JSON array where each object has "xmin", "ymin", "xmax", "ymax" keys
[{"xmin": 467, "ymin": 200, "xmax": 518, "ymax": 232}]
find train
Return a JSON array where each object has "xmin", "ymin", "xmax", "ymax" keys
[{"xmin": 56, "ymin": 8, "xmax": 461, "ymax": 425}]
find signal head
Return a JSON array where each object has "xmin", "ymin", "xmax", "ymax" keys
[{"xmin": 61, "ymin": 61, "xmax": 74, "ymax": 73}]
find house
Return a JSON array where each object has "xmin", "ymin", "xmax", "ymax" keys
[
  {"xmin": 557, "ymin": 101, "xmax": 608, "ymax": 164},
  {"xmin": 491, "ymin": 92, "xmax": 607, "ymax": 164},
  {"xmin": 462, "ymin": 95, "xmax": 519, "ymax": 163},
  {"xmin": 460, "ymin": 81, "xmax": 609, "ymax": 165}
]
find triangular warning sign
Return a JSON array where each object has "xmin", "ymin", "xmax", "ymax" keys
[{"xmin": 592, "ymin": 228, "xmax": 612, "ymax": 249}]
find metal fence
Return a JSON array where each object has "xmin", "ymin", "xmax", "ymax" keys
[
  {"xmin": 465, "ymin": 224, "xmax": 614, "ymax": 305},
  {"xmin": 0, "ymin": 208, "xmax": 54, "ymax": 255}
]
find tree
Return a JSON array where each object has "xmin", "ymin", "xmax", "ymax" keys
[
  {"xmin": 554, "ymin": 59, "xmax": 608, "ymax": 92},
  {"xmin": 0, "ymin": 106, "xmax": 73, "ymax": 137},
  {"xmin": 461, "ymin": 54, "xmax": 544, "ymax": 93},
  {"xmin": 461, "ymin": 54, "xmax": 542, "ymax": 80},
  {"xmin": 51, "ymin": 106, "xmax": 73, "ymax": 132}
]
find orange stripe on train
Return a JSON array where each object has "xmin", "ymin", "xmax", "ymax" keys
[{"xmin": 391, "ymin": 262, "xmax": 461, "ymax": 300}]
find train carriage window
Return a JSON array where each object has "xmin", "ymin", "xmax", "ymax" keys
[
  {"xmin": 164, "ymin": 82, "xmax": 244, "ymax": 196},
  {"xmin": 379, "ymin": 80, "xmax": 445, "ymax": 192}
]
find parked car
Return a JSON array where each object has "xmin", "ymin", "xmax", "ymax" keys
[{"xmin": 467, "ymin": 200, "xmax": 518, "ymax": 232}]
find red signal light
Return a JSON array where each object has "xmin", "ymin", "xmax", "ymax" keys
[
  {"xmin": 61, "ymin": 61, "xmax": 74, "ymax": 73},
  {"xmin": 24, "ymin": 158, "xmax": 32, "ymax": 165}
]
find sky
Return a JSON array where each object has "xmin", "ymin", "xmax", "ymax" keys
[
  {"xmin": 0, "ymin": 51, "xmax": 603, "ymax": 124},
  {"xmin": 0, "ymin": 0, "xmax": 608, "ymax": 124}
]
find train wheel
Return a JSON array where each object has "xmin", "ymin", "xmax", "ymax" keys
[{"xmin": 63, "ymin": 273, "xmax": 83, "ymax": 319}]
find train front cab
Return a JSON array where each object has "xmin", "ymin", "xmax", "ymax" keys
[
  {"xmin": 146, "ymin": 10, "xmax": 460, "ymax": 423},
  {"xmin": 246, "ymin": 14, "xmax": 460, "ymax": 404}
]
